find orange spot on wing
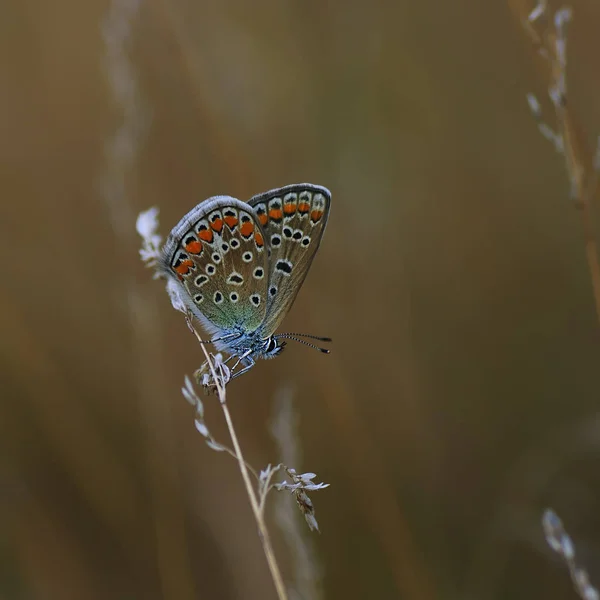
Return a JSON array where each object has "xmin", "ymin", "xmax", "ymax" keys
[
  {"xmin": 283, "ymin": 203, "xmax": 296, "ymax": 215},
  {"xmin": 254, "ymin": 231, "xmax": 264, "ymax": 247},
  {"xmin": 258, "ymin": 213, "xmax": 268, "ymax": 226},
  {"xmin": 198, "ymin": 229, "xmax": 213, "ymax": 243},
  {"xmin": 185, "ymin": 241, "xmax": 202, "ymax": 254},
  {"xmin": 310, "ymin": 210, "xmax": 323, "ymax": 222},
  {"xmin": 298, "ymin": 202, "xmax": 310, "ymax": 214},
  {"xmin": 224, "ymin": 215, "xmax": 238, "ymax": 229},
  {"xmin": 174, "ymin": 259, "xmax": 194, "ymax": 275},
  {"xmin": 210, "ymin": 218, "xmax": 223, "ymax": 232},
  {"xmin": 269, "ymin": 209, "xmax": 283, "ymax": 220},
  {"xmin": 240, "ymin": 221, "xmax": 254, "ymax": 237}
]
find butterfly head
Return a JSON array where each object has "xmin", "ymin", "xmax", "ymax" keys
[
  {"xmin": 212, "ymin": 327, "xmax": 286, "ymax": 362},
  {"xmin": 263, "ymin": 336, "xmax": 287, "ymax": 359}
]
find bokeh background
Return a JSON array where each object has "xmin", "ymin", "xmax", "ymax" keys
[{"xmin": 3, "ymin": 0, "xmax": 600, "ymax": 598}]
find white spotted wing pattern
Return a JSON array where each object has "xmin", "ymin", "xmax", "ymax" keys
[
  {"xmin": 159, "ymin": 197, "xmax": 268, "ymax": 335},
  {"xmin": 247, "ymin": 183, "xmax": 331, "ymax": 335}
]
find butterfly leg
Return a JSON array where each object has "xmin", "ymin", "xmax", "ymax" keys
[
  {"xmin": 230, "ymin": 355, "xmax": 256, "ymax": 380},
  {"xmin": 229, "ymin": 349, "xmax": 251, "ymax": 372}
]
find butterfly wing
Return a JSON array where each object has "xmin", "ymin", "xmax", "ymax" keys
[
  {"xmin": 159, "ymin": 197, "xmax": 269, "ymax": 338},
  {"xmin": 247, "ymin": 183, "xmax": 331, "ymax": 335}
]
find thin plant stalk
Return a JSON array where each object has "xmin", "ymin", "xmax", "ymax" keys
[
  {"xmin": 510, "ymin": 0, "xmax": 600, "ymax": 326},
  {"xmin": 188, "ymin": 324, "xmax": 288, "ymax": 600}
]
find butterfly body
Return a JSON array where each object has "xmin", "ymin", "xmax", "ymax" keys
[{"xmin": 159, "ymin": 184, "xmax": 331, "ymax": 377}]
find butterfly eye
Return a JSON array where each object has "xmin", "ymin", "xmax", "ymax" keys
[
  {"xmin": 271, "ymin": 234, "xmax": 281, "ymax": 247},
  {"xmin": 250, "ymin": 294, "xmax": 261, "ymax": 306},
  {"xmin": 229, "ymin": 292, "xmax": 239, "ymax": 303},
  {"xmin": 193, "ymin": 293, "xmax": 203, "ymax": 304},
  {"xmin": 206, "ymin": 264, "xmax": 216, "ymax": 275},
  {"xmin": 242, "ymin": 251, "xmax": 253, "ymax": 263},
  {"xmin": 214, "ymin": 291, "xmax": 224, "ymax": 304},
  {"xmin": 230, "ymin": 239, "xmax": 240, "ymax": 249},
  {"xmin": 269, "ymin": 285, "xmax": 277, "ymax": 297},
  {"xmin": 253, "ymin": 267, "xmax": 264, "ymax": 279}
]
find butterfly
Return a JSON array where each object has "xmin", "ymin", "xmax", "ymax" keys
[{"xmin": 159, "ymin": 183, "xmax": 332, "ymax": 379}]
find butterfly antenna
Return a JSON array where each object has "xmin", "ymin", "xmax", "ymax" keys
[
  {"xmin": 279, "ymin": 332, "xmax": 332, "ymax": 342},
  {"xmin": 275, "ymin": 334, "xmax": 331, "ymax": 353}
]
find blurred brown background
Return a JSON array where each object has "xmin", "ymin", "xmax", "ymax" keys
[{"xmin": 3, "ymin": 0, "xmax": 600, "ymax": 598}]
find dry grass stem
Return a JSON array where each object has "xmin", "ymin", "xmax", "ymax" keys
[
  {"xmin": 187, "ymin": 323, "xmax": 289, "ymax": 600},
  {"xmin": 515, "ymin": 7, "xmax": 600, "ymax": 598},
  {"xmin": 516, "ymin": 0, "xmax": 600, "ymax": 326}
]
